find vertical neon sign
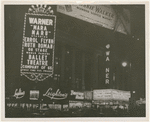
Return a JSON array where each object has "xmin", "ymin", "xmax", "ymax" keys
[{"xmin": 105, "ymin": 44, "xmax": 110, "ymax": 84}]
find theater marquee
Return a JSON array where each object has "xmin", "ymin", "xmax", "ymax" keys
[{"xmin": 20, "ymin": 5, "xmax": 56, "ymax": 81}]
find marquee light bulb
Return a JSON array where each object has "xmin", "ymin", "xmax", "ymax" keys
[{"xmin": 122, "ymin": 62, "xmax": 127, "ymax": 67}]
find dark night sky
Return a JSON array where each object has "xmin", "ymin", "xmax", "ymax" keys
[{"xmin": 4, "ymin": 5, "xmax": 145, "ymax": 100}]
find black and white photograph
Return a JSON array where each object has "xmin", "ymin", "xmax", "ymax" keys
[{"xmin": 2, "ymin": 1, "xmax": 149, "ymax": 121}]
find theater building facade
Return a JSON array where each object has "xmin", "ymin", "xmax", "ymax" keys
[{"xmin": 5, "ymin": 5, "xmax": 132, "ymax": 110}]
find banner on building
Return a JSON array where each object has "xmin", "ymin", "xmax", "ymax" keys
[
  {"xmin": 57, "ymin": 5, "xmax": 130, "ymax": 35},
  {"xmin": 20, "ymin": 5, "xmax": 56, "ymax": 81}
]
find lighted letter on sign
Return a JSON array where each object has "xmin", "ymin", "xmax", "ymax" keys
[
  {"xmin": 14, "ymin": 88, "xmax": 25, "ymax": 99},
  {"xmin": 43, "ymin": 88, "xmax": 68, "ymax": 100}
]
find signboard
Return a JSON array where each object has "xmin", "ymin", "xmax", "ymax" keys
[
  {"xmin": 69, "ymin": 100, "xmax": 83, "ymax": 108},
  {"xmin": 30, "ymin": 90, "xmax": 39, "ymax": 100},
  {"xmin": 112, "ymin": 89, "xmax": 130, "ymax": 101},
  {"xmin": 57, "ymin": 5, "xmax": 130, "ymax": 35},
  {"xmin": 43, "ymin": 88, "xmax": 68, "ymax": 100},
  {"xmin": 83, "ymin": 102, "xmax": 92, "ymax": 108},
  {"xmin": 84, "ymin": 91, "xmax": 92, "ymax": 100},
  {"xmin": 20, "ymin": 6, "xmax": 56, "ymax": 81},
  {"xmin": 70, "ymin": 90, "xmax": 84, "ymax": 100},
  {"xmin": 13, "ymin": 88, "xmax": 25, "ymax": 99},
  {"xmin": 93, "ymin": 89, "xmax": 112, "ymax": 100},
  {"xmin": 93, "ymin": 89, "xmax": 130, "ymax": 102}
]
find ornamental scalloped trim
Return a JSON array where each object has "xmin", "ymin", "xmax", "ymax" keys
[
  {"xmin": 28, "ymin": 5, "xmax": 54, "ymax": 15},
  {"xmin": 21, "ymin": 72, "xmax": 53, "ymax": 81}
]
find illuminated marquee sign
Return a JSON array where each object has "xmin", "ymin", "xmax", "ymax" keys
[
  {"xmin": 43, "ymin": 88, "xmax": 68, "ymax": 100},
  {"xmin": 111, "ymin": 89, "xmax": 131, "ymax": 101},
  {"xmin": 93, "ymin": 89, "xmax": 130, "ymax": 101},
  {"xmin": 20, "ymin": 5, "xmax": 56, "ymax": 81},
  {"xmin": 30, "ymin": 90, "xmax": 39, "ymax": 100},
  {"xmin": 105, "ymin": 44, "xmax": 110, "ymax": 84},
  {"xmin": 70, "ymin": 90, "xmax": 84, "ymax": 100},
  {"xmin": 14, "ymin": 88, "xmax": 25, "ymax": 99},
  {"xmin": 93, "ymin": 89, "xmax": 112, "ymax": 100}
]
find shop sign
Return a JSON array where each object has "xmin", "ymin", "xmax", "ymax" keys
[
  {"xmin": 30, "ymin": 90, "xmax": 39, "ymax": 100},
  {"xmin": 43, "ymin": 88, "xmax": 68, "ymax": 100},
  {"xmin": 20, "ymin": 5, "xmax": 56, "ymax": 81},
  {"xmin": 69, "ymin": 100, "xmax": 83, "ymax": 108},
  {"xmin": 70, "ymin": 90, "xmax": 84, "ymax": 100},
  {"xmin": 57, "ymin": 5, "xmax": 130, "ymax": 35},
  {"xmin": 14, "ymin": 88, "xmax": 25, "ymax": 99},
  {"xmin": 84, "ymin": 91, "xmax": 92, "ymax": 100}
]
